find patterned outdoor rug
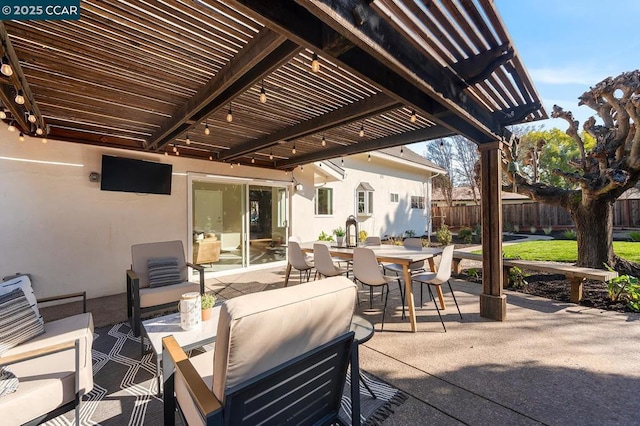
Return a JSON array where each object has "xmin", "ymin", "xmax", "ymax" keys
[{"xmin": 45, "ymin": 321, "xmax": 406, "ymax": 425}]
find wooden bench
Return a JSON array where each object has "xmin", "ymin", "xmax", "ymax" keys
[{"xmin": 452, "ymin": 251, "xmax": 618, "ymax": 303}]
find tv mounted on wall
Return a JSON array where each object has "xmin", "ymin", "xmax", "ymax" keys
[{"xmin": 100, "ymin": 155, "xmax": 172, "ymax": 195}]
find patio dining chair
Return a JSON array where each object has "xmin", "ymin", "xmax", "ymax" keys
[
  {"xmin": 365, "ymin": 236, "xmax": 381, "ymax": 246},
  {"xmin": 352, "ymin": 247, "xmax": 404, "ymax": 331},
  {"xmin": 383, "ymin": 237, "xmax": 427, "ymax": 275},
  {"xmin": 287, "ymin": 241, "xmax": 314, "ymax": 283},
  {"xmin": 411, "ymin": 245, "xmax": 462, "ymax": 332},
  {"xmin": 313, "ymin": 243, "xmax": 351, "ymax": 279}
]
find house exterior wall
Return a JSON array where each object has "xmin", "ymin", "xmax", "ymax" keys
[
  {"xmin": 292, "ymin": 153, "xmax": 434, "ymax": 242},
  {"xmin": 0, "ymin": 127, "xmax": 291, "ymax": 299}
]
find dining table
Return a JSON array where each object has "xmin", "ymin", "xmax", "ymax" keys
[{"xmin": 285, "ymin": 242, "xmax": 444, "ymax": 332}]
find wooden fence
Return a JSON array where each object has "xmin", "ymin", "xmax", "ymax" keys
[{"xmin": 432, "ymin": 199, "xmax": 640, "ymax": 230}]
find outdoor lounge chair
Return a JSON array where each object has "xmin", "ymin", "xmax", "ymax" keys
[
  {"xmin": 162, "ymin": 276, "xmax": 358, "ymax": 426},
  {"xmin": 127, "ymin": 240, "xmax": 204, "ymax": 337}
]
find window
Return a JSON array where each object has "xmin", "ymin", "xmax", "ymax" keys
[
  {"xmin": 411, "ymin": 196, "xmax": 425, "ymax": 209},
  {"xmin": 356, "ymin": 182, "xmax": 374, "ymax": 216},
  {"xmin": 390, "ymin": 193, "xmax": 399, "ymax": 203},
  {"xmin": 315, "ymin": 187, "xmax": 333, "ymax": 215}
]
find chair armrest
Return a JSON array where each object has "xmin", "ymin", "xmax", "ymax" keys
[
  {"xmin": 37, "ymin": 292, "xmax": 87, "ymax": 313},
  {"xmin": 186, "ymin": 262, "xmax": 205, "ymax": 294},
  {"xmin": 127, "ymin": 269, "xmax": 140, "ymax": 292},
  {"xmin": 162, "ymin": 336, "xmax": 223, "ymax": 422},
  {"xmin": 0, "ymin": 339, "xmax": 79, "ymax": 367}
]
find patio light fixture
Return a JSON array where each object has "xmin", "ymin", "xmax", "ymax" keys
[
  {"xmin": 269, "ymin": 149, "xmax": 273, "ymax": 160},
  {"xmin": 359, "ymin": 123, "xmax": 364, "ymax": 137},
  {"xmin": 321, "ymin": 133, "xmax": 326, "ymax": 146},
  {"xmin": 368, "ymin": 153, "xmax": 371, "ymax": 162},
  {"xmin": 410, "ymin": 109, "xmax": 417, "ymax": 123},
  {"xmin": 311, "ymin": 53, "xmax": 320, "ymax": 73},
  {"xmin": 0, "ymin": 55, "xmax": 12, "ymax": 76},
  {"xmin": 35, "ymin": 127, "xmax": 43, "ymax": 135},
  {"xmin": 226, "ymin": 103, "xmax": 233, "ymax": 122},
  {"xmin": 204, "ymin": 123, "xmax": 210, "ymax": 135},
  {"xmin": 400, "ymin": 146, "xmax": 404, "ymax": 157},
  {"xmin": 185, "ymin": 134, "xmax": 191, "ymax": 145},
  {"xmin": 251, "ymin": 156, "xmax": 255, "ymax": 163},
  {"xmin": 0, "ymin": 109, "xmax": 6, "ymax": 120},
  {"xmin": 27, "ymin": 110, "xmax": 36, "ymax": 123},
  {"xmin": 8, "ymin": 120, "xmax": 16, "ymax": 132},
  {"xmin": 14, "ymin": 90, "xmax": 25, "ymax": 105},
  {"xmin": 260, "ymin": 80, "xmax": 267, "ymax": 103},
  {"xmin": 18, "ymin": 132, "xmax": 24, "ymax": 141},
  {"xmin": 292, "ymin": 143, "xmax": 296, "ymax": 154}
]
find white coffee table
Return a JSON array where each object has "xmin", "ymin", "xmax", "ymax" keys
[{"xmin": 142, "ymin": 306, "xmax": 221, "ymax": 395}]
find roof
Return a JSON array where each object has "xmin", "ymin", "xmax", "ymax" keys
[
  {"xmin": 379, "ymin": 145, "xmax": 444, "ymax": 172},
  {"xmin": 0, "ymin": 1, "xmax": 546, "ymax": 171},
  {"xmin": 433, "ymin": 186, "xmax": 530, "ymax": 202}
]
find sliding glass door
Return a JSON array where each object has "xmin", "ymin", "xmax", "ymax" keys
[{"xmin": 190, "ymin": 176, "xmax": 288, "ymax": 273}]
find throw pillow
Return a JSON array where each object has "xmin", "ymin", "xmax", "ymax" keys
[
  {"xmin": 0, "ymin": 275, "xmax": 43, "ymax": 320},
  {"xmin": 148, "ymin": 257, "xmax": 182, "ymax": 288},
  {"xmin": 0, "ymin": 367, "xmax": 18, "ymax": 398},
  {"xmin": 0, "ymin": 287, "xmax": 46, "ymax": 355}
]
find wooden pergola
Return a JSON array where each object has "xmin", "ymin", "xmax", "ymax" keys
[{"xmin": 0, "ymin": 0, "xmax": 546, "ymax": 320}]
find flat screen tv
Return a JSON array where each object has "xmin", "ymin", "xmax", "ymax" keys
[{"xmin": 100, "ymin": 155, "xmax": 172, "ymax": 195}]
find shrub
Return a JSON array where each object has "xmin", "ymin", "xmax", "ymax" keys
[
  {"xmin": 508, "ymin": 267, "xmax": 528, "ymax": 289},
  {"xmin": 630, "ymin": 231, "xmax": 640, "ymax": 242},
  {"xmin": 543, "ymin": 226, "xmax": 553, "ymax": 235},
  {"xmin": 318, "ymin": 231, "xmax": 334, "ymax": 241},
  {"xmin": 513, "ymin": 224, "xmax": 520, "ymax": 233},
  {"xmin": 503, "ymin": 222, "xmax": 514, "ymax": 233},
  {"xmin": 436, "ymin": 224, "xmax": 452, "ymax": 245},
  {"xmin": 605, "ymin": 265, "xmax": 640, "ymax": 312},
  {"xmin": 474, "ymin": 224, "xmax": 482, "ymax": 243},
  {"xmin": 529, "ymin": 226, "xmax": 537, "ymax": 234},
  {"xmin": 358, "ymin": 230, "xmax": 368, "ymax": 242},
  {"xmin": 405, "ymin": 229, "xmax": 416, "ymax": 238},
  {"xmin": 467, "ymin": 268, "xmax": 480, "ymax": 279},
  {"xmin": 458, "ymin": 227, "xmax": 473, "ymax": 244},
  {"xmin": 562, "ymin": 229, "xmax": 577, "ymax": 240}
]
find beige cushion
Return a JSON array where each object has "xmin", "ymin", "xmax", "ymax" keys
[
  {"xmin": 131, "ymin": 240, "xmax": 188, "ymax": 289},
  {"xmin": 139, "ymin": 281, "xmax": 201, "ymax": 308},
  {"xmin": 212, "ymin": 276, "xmax": 356, "ymax": 402},
  {"xmin": 0, "ymin": 313, "xmax": 94, "ymax": 425},
  {"xmin": 175, "ymin": 350, "xmax": 214, "ymax": 426}
]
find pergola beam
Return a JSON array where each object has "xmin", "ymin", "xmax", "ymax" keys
[
  {"xmin": 220, "ymin": 93, "xmax": 401, "ymax": 161},
  {"xmin": 276, "ymin": 125, "xmax": 453, "ymax": 168},
  {"xmin": 146, "ymin": 28, "xmax": 300, "ymax": 152}
]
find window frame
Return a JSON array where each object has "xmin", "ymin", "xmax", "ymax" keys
[{"xmin": 315, "ymin": 187, "xmax": 334, "ymax": 216}]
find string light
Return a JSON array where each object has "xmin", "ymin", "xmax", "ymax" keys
[
  {"xmin": 209, "ymin": 154, "xmax": 213, "ymax": 161},
  {"xmin": 8, "ymin": 121, "xmax": 16, "ymax": 132},
  {"xmin": 173, "ymin": 144, "xmax": 177, "ymax": 153},
  {"xmin": 410, "ymin": 109, "xmax": 417, "ymax": 123},
  {"xmin": 292, "ymin": 143, "xmax": 296, "ymax": 154},
  {"xmin": 0, "ymin": 56, "xmax": 12, "ymax": 77},
  {"xmin": 321, "ymin": 133, "xmax": 326, "ymax": 147},
  {"xmin": 259, "ymin": 80, "xmax": 267, "ymax": 104},
  {"xmin": 226, "ymin": 103, "xmax": 233, "ymax": 122},
  {"xmin": 35, "ymin": 127, "xmax": 44, "ymax": 136},
  {"xmin": 175, "ymin": 150, "xmax": 180, "ymax": 156},
  {"xmin": 230, "ymin": 163, "xmax": 234, "ymax": 169},
  {"xmin": 165, "ymin": 151, "xmax": 168, "ymax": 156},
  {"xmin": 368, "ymin": 153, "xmax": 371, "ymax": 162},
  {"xmin": 341, "ymin": 157, "xmax": 344, "ymax": 166},
  {"xmin": 400, "ymin": 146, "xmax": 404, "ymax": 157},
  {"xmin": 18, "ymin": 132, "xmax": 25, "ymax": 142},
  {"xmin": 204, "ymin": 123, "xmax": 210, "ymax": 135},
  {"xmin": 251, "ymin": 156, "xmax": 255, "ymax": 164},
  {"xmin": 300, "ymin": 165, "xmax": 304, "ymax": 171},
  {"xmin": 41, "ymin": 137, "xmax": 47, "ymax": 144},
  {"xmin": 439, "ymin": 140, "xmax": 444, "ymax": 151},
  {"xmin": 359, "ymin": 123, "xmax": 364, "ymax": 137},
  {"xmin": 311, "ymin": 53, "xmax": 320, "ymax": 73},
  {"xmin": 185, "ymin": 134, "xmax": 191, "ymax": 145},
  {"xmin": 27, "ymin": 111, "xmax": 36, "ymax": 124},
  {"xmin": 269, "ymin": 149, "xmax": 273, "ymax": 160},
  {"xmin": 0, "ymin": 110, "xmax": 5, "ymax": 120},
  {"xmin": 14, "ymin": 90, "xmax": 25, "ymax": 105}
]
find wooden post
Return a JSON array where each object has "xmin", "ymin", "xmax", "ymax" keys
[
  {"xmin": 479, "ymin": 142, "xmax": 507, "ymax": 320},
  {"xmin": 570, "ymin": 277, "xmax": 584, "ymax": 303}
]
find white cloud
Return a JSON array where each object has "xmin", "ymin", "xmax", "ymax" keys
[{"xmin": 530, "ymin": 66, "xmax": 611, "ymax": 86}]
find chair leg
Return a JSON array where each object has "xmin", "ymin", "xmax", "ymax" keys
[
  {"xmin": 428, "ymin": 285, "xmax": 446, "ymax": 332},
  {"xmin": 369, "ymin": 286, "xmax": 373, "ymax": 309},
  {"xmin": 420, "ymin": 281, "xmax": 423, "ymax": 306},
  {"xmin": 447, "ymin": 280, "xmax": 463, "ymax": 319},
  {"xmin": 381, "ymin": 284, "xmax": 389, "ymax": 332}
]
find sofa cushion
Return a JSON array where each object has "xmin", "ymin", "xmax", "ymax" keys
[
  {"xmin": 212, "ymin": 276, "xmax": 356, "ymax": 402},
  {"xmin": 148, "ymin": 256, "xmax": 182, "ymax": 288},
  {"xmin": 0, "ymin": 275, "xmax": 43, "ymax": 322},
  {"xmin": 0, "ymin": 288, "xmax": 45, "ymax": 355},
  {"xmin": 139, "ymin": 281, "xmax": 201, "ymax": 308},
  {"xmin": 0, "ymin": 367, "xmax": 18, "ymax": 398}
]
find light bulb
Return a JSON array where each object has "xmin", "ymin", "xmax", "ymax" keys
[
  {"xmin": 209, "ymin": 155, "xmax": 213, "ymax": 161},
  {"xmin": 292, "ymin": 144, "xmax": 296, "ymax": 154},
  {"xmin": 341, "ymin": 158, "xmax": 344, "ymax": 165},
  {"xmin": 173, "ymin": 145, "xmax": 177, "ymax": 152},
  {"xmin": 439, "ymin": 140, "xmax": 444, "ymax": 151},
  {"xmin": 368, "ymin": 153, "xmax": 371, "ymax": 162},
  {"xmin": 1, "ymin": 56, "xmax": 12, "ymax": 77},
  {"xmin": 18, "ymin": 132, "xmax": 25, "ymax": 142},
  {"xmin": 28, "ymin": 111, "xmax": 36, "ymax": 123},
  {"xmin": 410, "ymin": 110, "xmax": 417, "ymax": 123},
  {"xmin": 400, "ymin": 147, "xmax": 404, "ymax": 157},
  {"xmin": 230, "ymin": 163, "xmax": 233, "ymax": 169},
  {"xmin": 269, "ymin": 150, "xmax": 273, "ymax": 160},
  {"xmin": 260, "ymin": 81, "xmax": 267, "ymax": 104},
  {"xmin": 251, "ymin": 157, "xmax": 255, "ymax": 163},
  {"xmin": 226, "ymin": 105, "xmax": 233, "ymax": 122},
  {"xmin": 8, "ymin": 121, "xmax": 16, "ymax": 132},
  {"xmin": 311, "ymin": 53, "xmax": 320, "ymax": 73},
  {"xmin": 14, "ymin": 90, "xmax": 25, "ymax": 105},
  {"xmin": 0, "ymin": 110, "xmax": 6, "ymax": 119},
  {"xmin": 41, "ymin": 137, "xmax": 47, "ymax": 144},
  {"xmin": 185, "ymin": 134, "xmax": 191, "ymax": 145},
  {"xmin": 175, "ymin": 150, "xmax": 180, "ymax": 156},
  {"xmin": 165, "ymin": 151, "xmax": 168, "ymax": 156},
  {"xmin": 359, "ymin": 124, "xmax": 364, "ymax": 137},
  {"xmin": 321, "ymin": 134, "xmax": 326, "ymax": 147},
  {"xmin": 204, "ymin": 124, "xmax": 210, "ymax": 135},
  {"xmin": 35, "ymin": 127, "xmax": 43, "ymax": 135}
]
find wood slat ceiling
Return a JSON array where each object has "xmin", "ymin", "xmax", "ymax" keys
[{"xmin": 0, "ymin": 0, "xmax": 546, "ymax": 170}]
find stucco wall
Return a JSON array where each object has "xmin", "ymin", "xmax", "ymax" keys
[{"xmin": 0, "ymin": 128, "xmax": 293, "ymax": 299}]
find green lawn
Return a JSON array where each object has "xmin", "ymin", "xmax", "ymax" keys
[{"xmin": 473, "ymin": 240, "xmax": 640, "ymax": 263}]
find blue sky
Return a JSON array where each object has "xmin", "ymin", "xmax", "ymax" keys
[{"xmin": 496, "ymin": 0, "xmax": 640, "ymax": 128}]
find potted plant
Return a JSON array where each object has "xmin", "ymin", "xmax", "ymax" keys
[
  {"xmin": 201, "ymin": 293, "xmax": 216, "ymax": 321},
  {"xmin": 333, "ymin": 227, "xmax": 346, "ymax": 246}
]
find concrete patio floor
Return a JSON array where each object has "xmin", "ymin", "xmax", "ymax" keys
[{"xmin": 41, "ymin": 266, "xmax": 640, "ymax": 425}]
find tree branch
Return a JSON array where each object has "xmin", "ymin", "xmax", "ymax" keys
[{"xmin": 551, "ymin": 105, "xmax": 586, "ymax": 169}]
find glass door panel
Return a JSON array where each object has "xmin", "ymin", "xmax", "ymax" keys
[
  {"xmin": 248, "ymin": 185, "xmax": 288, "ymax": 265},
  {"xmin": 192, "ymin": 180, "xmax": 246, "ymax": 272}
]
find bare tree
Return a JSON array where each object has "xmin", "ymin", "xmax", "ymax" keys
[
  {"xmin": 503, "ymin": 70, "xmax": 640, "ymax": 274},
  {"xmin": 451, "ymin": 135, "xmax": 480, "ymax": 205},
  {"xmin": 425, "ymin": 139, "xmax": 455, "ymax": 206}
]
